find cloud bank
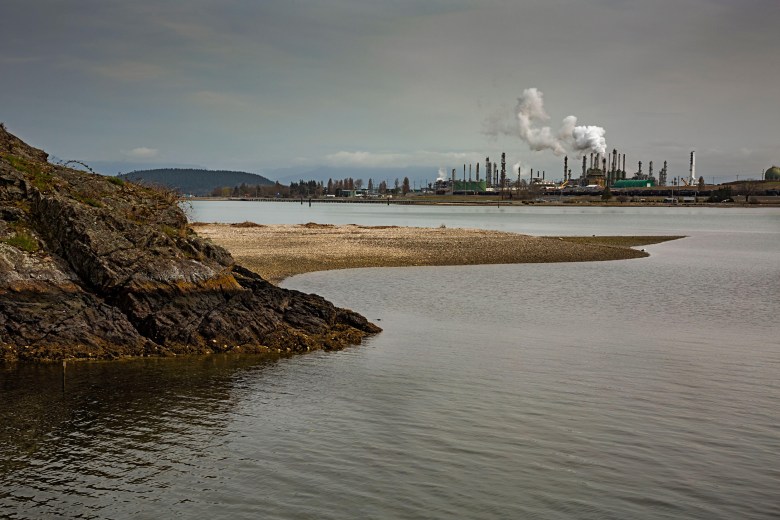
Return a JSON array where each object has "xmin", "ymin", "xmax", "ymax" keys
[{"xmin": 122, "ymin": 147, "xmax": 159, "ymax": 159}]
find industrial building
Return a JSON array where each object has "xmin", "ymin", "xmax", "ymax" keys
[{"xmin": 429, "ymin": 149, "xmax": 699, "ymax": 196}]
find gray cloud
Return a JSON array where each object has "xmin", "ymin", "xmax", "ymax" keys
[{"xmin": 1, "ymin": 0, "xmax": 778, "ymax": 180}]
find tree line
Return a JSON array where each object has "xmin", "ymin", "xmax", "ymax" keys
[{"xmin": 210, "ymin": 177, "xmax": 413, "ymax": 198}]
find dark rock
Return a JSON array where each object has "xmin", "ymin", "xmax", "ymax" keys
[{"xmin": 0, "ymin": 127, "xmax": 380, "ymax": 361}]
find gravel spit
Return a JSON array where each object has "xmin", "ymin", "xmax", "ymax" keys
[{"xmin": 192, "ymin": 223, "xmax": 680, "ymax": 284}]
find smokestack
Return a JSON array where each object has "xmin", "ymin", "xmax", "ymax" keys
[
  {"xmin": 690, "ymin": 151, "xmax": 696, "ymax": 184},
  {"xmin": 451, "ymin": 168, "xmax": 456, "ymax": 183},
  {"xmin": 649, "ymin": 161, "xmax": 653, "ymax": 179},
  {"xmin": 639, "ymin": 161, "xmax": 642, "ymax": 175},
  {"xmin": 469, "ymin": 164, "xmax": 472, "ymax": 182},
  {"xmin": 476, "ymin": 162, "xmax": 480, "ymax": 181},
  {"xmin": 612, "ymin": 149, "xmax": 618, "ymax": 184},
  {"xmin": 660, "ymin": 160, "xmax": 668, "ymax": 186},
  {"xmin": 542, "ymin": 171, "xmax": 545, "ymax": 180},
  {"xmin": 590, "ymin": 153, "xmax": 594, "ymax": 169},
  {"xmin": 564, "ymin": 156, "xmax": 568, "ymax": 181},
  {"xmin": 582, "ymin": 156, "xmax": 587, "ymax": 177},
  {"xmin": 622, "ymin": 154, "xmax": 626, "ymax": 177}
]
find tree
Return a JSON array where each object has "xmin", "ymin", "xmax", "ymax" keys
[
  {"xmin": 698, "ymin": 176, "xmax": 705, "ymax": 191},
  {"xmin": 367, "ymin": 178, "xmax": 374, "ymax": 192},
  {"xmin": 379, "ymin": 180, "xmax": 387, "ymax": 194},
  {"xmin": 327, "ymin": 178, "xmax": 334, "ymax": 195},
  {"xmin": 394, "ymin": 178, "xmax": 400, "ymax": 193},
  {"xmin": 354, "ymin": 178, "xmax": 363, "ymax": 189},
  {"xmin": 735, "ymin": 181, "xmax": 761, "ymax": 204},
  {"xmin": 402, "ymin": 177, "xmax": 411, "ymax": 195},
  {"xmin": 601, "ymin": 185, "xmax": 613, "ymax": 200},
  {"xmin": 708, "ymin": 186, "xmax": 732, "ymax": 203}
]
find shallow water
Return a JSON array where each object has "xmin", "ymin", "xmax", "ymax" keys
[{"xmin": 1, "ymin": 205, "xmax": 779, "ymax": 518}]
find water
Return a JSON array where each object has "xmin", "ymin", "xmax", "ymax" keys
[
  {"xmin": 2, "ymin": 204, "xmax": 779, "ymax": 519},
  {"xmin": 185, "ymin": 199, "xmax": 779, "ymax": 236}
]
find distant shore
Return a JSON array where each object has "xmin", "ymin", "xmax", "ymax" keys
[
  {"xmin": 186, "ymin": 196, "xmax": 780, "ymax": 207},
  {"xmin": 192, "ymin": 223, "xmax": 683, "ymax": 284}
]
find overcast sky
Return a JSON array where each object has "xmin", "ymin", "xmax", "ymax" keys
[{"xmin": 2, "ymin": 0, "xmax": 779, "ymax": 181}]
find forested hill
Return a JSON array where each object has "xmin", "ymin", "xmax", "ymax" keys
[{"xmin": 118, "ymin": 168, "xmax": 275, "ymax": 196}]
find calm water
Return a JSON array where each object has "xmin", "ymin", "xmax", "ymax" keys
[{"xmin": 2, "ymin": 204, "xmax": 779, "ymax": 519}]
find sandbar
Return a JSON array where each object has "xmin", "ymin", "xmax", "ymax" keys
[{"xmin": 191, "ymin": 222, "xmax": 682, "ymax": 284}]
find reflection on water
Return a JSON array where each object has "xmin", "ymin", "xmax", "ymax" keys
[
  {"xmin": 0, "ymin": 356, "xmax": 276, "ymax": 518},
  {"xmin": 2, "ymin": 206, "xmax": 780, "ymax": 519}
]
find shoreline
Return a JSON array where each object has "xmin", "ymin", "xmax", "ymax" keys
[
  {"xmin": 192, "ymin": 223, "xmax": 683, "ymax": 284},
  {"xmin": 187, "ymin": 196, "xmax": 780, "ymax": 207}
]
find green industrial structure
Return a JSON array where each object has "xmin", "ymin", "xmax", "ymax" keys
[
  {"xmin": 612, "ymin": 179, "xmax": 656, "ymax": 188},
  {"xmin": 453, "ymin": 180, "xmax": 487, "ymax": 192}
]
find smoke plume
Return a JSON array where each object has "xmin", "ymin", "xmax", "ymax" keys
[
  {"xmin": 436, "ymin": 167, "xmax": 447, "ymax": 181},
  {"xmin": 512, "ymin": 161, "xmax": 523, "ymax": 177},
  {"xmin": 486, "ymin": 88, "xmax": 607, "ymax": 157}
]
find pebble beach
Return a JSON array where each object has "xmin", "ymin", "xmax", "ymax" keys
[{"xmin": 192, "ymin": 222, "xmax": 681, "ymax": 284}]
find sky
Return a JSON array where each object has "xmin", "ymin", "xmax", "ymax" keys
[{"xmin": 2, "ymin": 0, "xmax": 779, "ymax": 183}]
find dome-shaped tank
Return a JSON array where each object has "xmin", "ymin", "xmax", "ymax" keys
[{"xmin": 765, "ymin": 166, "xmax": 780, "ymax": 181}]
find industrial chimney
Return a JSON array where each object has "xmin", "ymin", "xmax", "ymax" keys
[
  {"xmin": 660, "ymin": 160, "xmax": 668, "ymax": 186},
  {"xmin": 689, "ymin": 151, "xmax": 696, "ymax": 185}
]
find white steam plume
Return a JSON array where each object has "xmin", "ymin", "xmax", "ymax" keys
[
  {"xmin": 436, "ymin": 167, "xmax": 447, "ymax": 181},
  {"xmin": 512, "ymin": 161, "xmax": 523, "ymax": 177},
  {"xmin": 486, "ymin": 88, "xmax": 607, "ymax": 157}
]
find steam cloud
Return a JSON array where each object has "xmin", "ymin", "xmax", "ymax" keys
[
  {"xmin": 512, "ymin": 161, "xmax": 523, "ymax": 177},
  {"xmin": 487, "ymin": 88, "xmax": 607, "ymax": 157},
  {"xmin": 437, "ymin": 167, "xmax": 448, "ymax": 181}
]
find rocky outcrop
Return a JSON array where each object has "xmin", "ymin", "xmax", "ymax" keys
[{"xmin": 0, "ymin": 126, "xmax": 379, "ymax": 361}]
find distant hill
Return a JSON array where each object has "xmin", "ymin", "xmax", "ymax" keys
[{"xmin": 118, "ymin": 168, "xmax": 274, "ymax": 196}]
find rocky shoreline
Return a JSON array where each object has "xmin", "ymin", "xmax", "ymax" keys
[
  {"xmin": 193, "ymin": 222, "xmax": 682, "ymax": 284},
  {"xmin": 1, "ymin": 128, "xmax": 379, "ymax": 362}
]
